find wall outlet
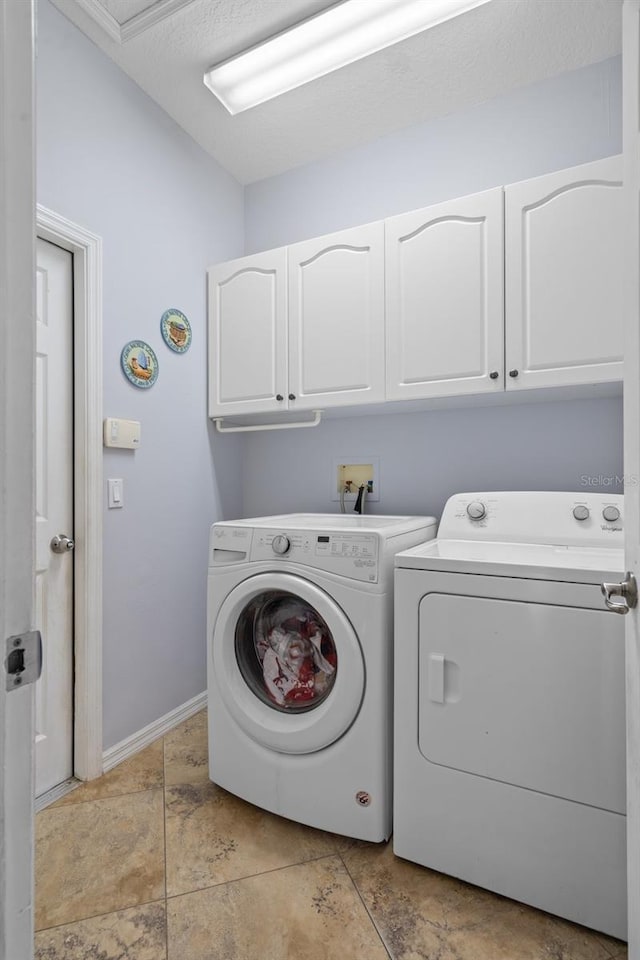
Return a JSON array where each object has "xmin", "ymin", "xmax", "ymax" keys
[{"xmin": 332, "ymin": 458, "xmax": 380, "ymax": 502}]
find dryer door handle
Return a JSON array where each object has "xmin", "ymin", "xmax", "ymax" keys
[{"xmin": 428, "ymin": 654, "xmax": 445, "ymax": 703}]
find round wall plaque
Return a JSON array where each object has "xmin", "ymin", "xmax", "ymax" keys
[{"xmin": 121, "ymin": 340, "xmax": 159, "ymax": 389}]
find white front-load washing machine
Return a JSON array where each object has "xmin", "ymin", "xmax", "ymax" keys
[
  {"xmin": 394, "ymin": 491, "xmax": 626, "ymax": 938},
  {"xmin": 207, "ymin": 513, "xmax": 437, "ymax": 842}
]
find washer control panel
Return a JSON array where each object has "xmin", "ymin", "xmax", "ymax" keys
[
  {"xmin": 234, "ymin": 529, "xmax": 382, "ymax": 582},
  {"xmin": 438, "ymin": 492, "xmax": 624, "ymax": 547},
  {"xmin": 209, "ymin": 525, "xmax": 379, "ymax": 580}
]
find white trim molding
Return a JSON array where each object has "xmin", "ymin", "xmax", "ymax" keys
[
  {"xmin": 37, "ymin": 205, "xmax": 103, "ymax": 782},
  {"xmin": 0, "ymin": 2, "xmax": 37, "ymax": 956},
  {"xmin": 73, "ymin": 0, "xmax": 196, "ymax": 43},
  {"xmin": 103, "ymin": 692, "xmax": 207, "ymax": 772},
  {"xmin": 623, "ymin": 2, "xmax": 640, "ymax": 953}
]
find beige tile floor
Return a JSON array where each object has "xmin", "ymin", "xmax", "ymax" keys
[{"xmin": 35, "ymin": 709, "xmax": 629, "ymax": 960}]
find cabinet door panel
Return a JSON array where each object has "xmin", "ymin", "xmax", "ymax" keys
[
  {"xmin": 505, "ymin": 157, "xmax": 623, "ymax": 390},
  {"xmin": 208, "ymin": 249, "xmax": 287, "ymax": 416},
  {"xmin": 288, "ymin": 222, "xmax": 385, "ymax": 409},
  {"xmin": 386, "ymin": 188, "xmax": 504, "ymax": 400}
]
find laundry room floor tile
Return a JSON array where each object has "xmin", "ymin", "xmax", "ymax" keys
[
  {"xmin": 50, "ymin": 740, "xmax": 165, "ymax": 808},
  {"xmin": 34, "ymin": 901, "xmax": 166, "ymax": 960},
  {"xmin": 163, "ymin": 709, "xmax": 209, "ymax": 786},
  {"xmin": 166, "ymin": 855, "xmax": 388, "ymax": 960},
  {"xmin": 35, "ymin": 710, "xmax": 628, "ymax": 959},
  {"xmin": 595, "ymin": 932, "xmax": 629, "ymax": 958},
  {"xmin": 341, "ymin": 841, "xmax": 617, "ymax": 960},
  {"xmin": 164, "ymin": 780, "xmax": 341, "ymax": 897},
  {"xmin": 35, "ymin": 788, "xmax": 165, "ymax": 930}
]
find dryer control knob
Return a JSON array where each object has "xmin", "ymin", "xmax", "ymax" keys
[
  {"xmin": 466, "ymin": 501, "xmax": 486, "ymax": 521},
  {"xmin": 603, "ymin": 505, "xmax": 621, "ymax": 523},
  {"xmin": 573, "ymin": 505, "xmax": 590, "ymax": 521},
  {"xmin": 272, "ymin": 534, "xmax": 291, "ymax": 555}
]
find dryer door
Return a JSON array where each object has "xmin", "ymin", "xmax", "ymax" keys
[
  {"xmin": 418, "ymin": 589, "xmax": 626, "ymax": 813},
  {"xmin": 212, "ymin": 573, "xmax": 365, "ymax": 754}
]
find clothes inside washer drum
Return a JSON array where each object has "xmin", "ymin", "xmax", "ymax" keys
[{"xmin": 253, "ymin": 595, "xmax": 337, "ymax": 708}]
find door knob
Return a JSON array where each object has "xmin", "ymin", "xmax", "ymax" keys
[
  {"xmin": 50, "ymin": 534, "xmax": 75, "ymax": 554},
  {"xmin": 601, "ymin": 571, "xmax": 638, "ymax": 614}
]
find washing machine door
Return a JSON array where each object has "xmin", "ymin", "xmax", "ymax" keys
[{"xmin": 212, "ymin": 573, "xmax": 365, "ymax": 754}]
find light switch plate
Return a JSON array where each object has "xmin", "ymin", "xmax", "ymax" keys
[{"xmin": 107, "ymin": 479, "xmax": 124, "ymax": 509}]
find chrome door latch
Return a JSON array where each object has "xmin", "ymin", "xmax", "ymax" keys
[
  {"xmin": 601, "ymin": 572, "xmax": 638, "ymax": 615},
  {"xmin": 50, "ymin": 534, "xmax": 74, "ymax": 554},
  {"xmin": 4, "ymin": 631, "xmax": 42, "ymax": 691}
]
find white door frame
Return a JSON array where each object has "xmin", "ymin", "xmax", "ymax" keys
[
  {"xmin": 0, "ymin": 1, "xmax": 36, "ymax": 956},
  {"xmin": 36, "ymin": 207, "xmax": 103, "ymax": 783},
  {"xmin": 623, "ymin": 3, "xmax": 640, "ymax": 957}
]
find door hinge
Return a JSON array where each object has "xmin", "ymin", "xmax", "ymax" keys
[{"xmin": 5, "ymin": 631, "xmax": 42, "ymax": 691}]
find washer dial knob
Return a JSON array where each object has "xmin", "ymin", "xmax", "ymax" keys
[
  {"xmin": 603, "ymin": 505, "xmax": 621, "ymax": 523},
  {"xmin": 573, "ymin": 505, "xmax": 590, "ymax": 521},
  {"xmin": 272, "ymin": 534, "xmax": 291, "ymax": 555},
  {"xmin": 467, "ymin": 501, "xmax": 486, "ymax": 521}
]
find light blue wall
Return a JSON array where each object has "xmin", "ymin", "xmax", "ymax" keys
[
  {"xmin": 37, "ymin": 0, "xmax": 245, "ymax": 749},
  {"xmin": 241, "ymin": 56, "xmax": 623, "ymax": 520},
  {"xmin": 245, "ymin": 57, "xmax": 621, "ymax": 250},
  {"xmin": 242, "ymin": 396, "xmax": 624, "ymax": 520}
]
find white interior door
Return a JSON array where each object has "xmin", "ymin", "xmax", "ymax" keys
[
  {"xmin": 623, "ymin": 3, "xmax": 640, "ymax": 956},
  {"xmin": 0, "ymin": 1, "xmax": 36, "ymax": 957},
  {"xmin": 35, "ymin": 238, "xmax": 74, "ymax": 797}
]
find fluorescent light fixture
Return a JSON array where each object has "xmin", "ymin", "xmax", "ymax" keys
[{"xmin": 204, "ymin": 0, "xmax": 492, "ymax": 115}]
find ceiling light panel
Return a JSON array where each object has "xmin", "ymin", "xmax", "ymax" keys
[{"xmin": 204, "ymin": 0, "xmax": 492, "ymax": 115}]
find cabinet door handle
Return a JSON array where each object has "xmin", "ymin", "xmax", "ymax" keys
[
  {"xmin": 509, "ymin": 369, "xmax": 519, "ymax": 378},
  {"xmin": 276, "ymin": 394, "xmax": 284, "ymax": 401},
  {"xmin": 288, "ymin": 393, "xmax": 296, "ymax": 401},
  {"xmin": 489, "ymin": 371, "xmax": 499, "ymax": 380}
]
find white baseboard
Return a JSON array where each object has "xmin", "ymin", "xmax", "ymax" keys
[{"xmin": 103, "ymin": 691, "xmax": 207, "ymax": 773}]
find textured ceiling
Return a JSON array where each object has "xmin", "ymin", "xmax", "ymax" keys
[{"xmin": 50, "ymin": 0, "xmax": 622, "ymax": 185}]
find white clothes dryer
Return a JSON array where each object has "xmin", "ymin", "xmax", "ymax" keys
[
  {"xmin": 394, "ymin": 492, "xmax": 626, "ymax": 938},
  {"xmin": 207, "ymin": 513, "xmax": 437, "ymax": 842}
]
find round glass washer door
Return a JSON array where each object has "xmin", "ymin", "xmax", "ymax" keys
[{"xmin": 212, "ymin": 573, "xmax": 365, "ymax": 755}]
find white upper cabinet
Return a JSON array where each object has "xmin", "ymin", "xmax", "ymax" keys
[
  {"xmin": 208, "ymin": 155, "xmax": 624, "ymax": 423},
  {"xmin": 505, "ymin": 156, "xmax": 624, "ymax": 390},
  {"xmin": 208, "ymin": 248, "xmax": 287, "ymax": 417},
  {"xmin": 288, "ymin": 222, "xmax": 385, "ymax": 410},
  {"xmin": 385, "ymin": 187, "xmax": 504, "ymax": 401}
]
